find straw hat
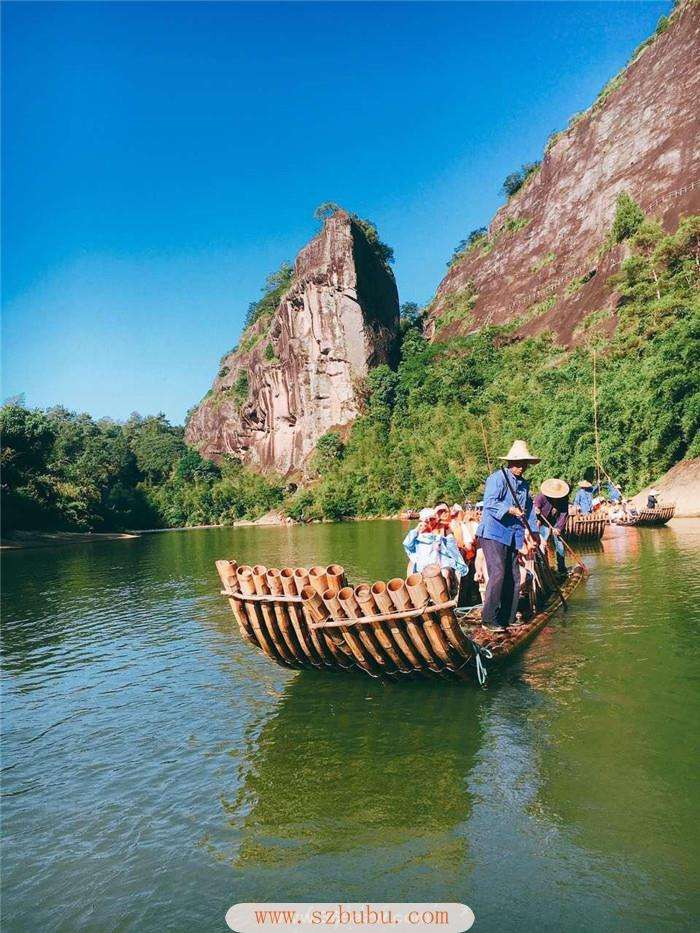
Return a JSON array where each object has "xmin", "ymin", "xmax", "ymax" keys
[
  {"xmin": 435, "ymin": 502, "xmax": 449, "ymax": 515},
  {"xmin": 540, "ymin": 478, "xmax": 570, "ymax": 499},
  {"xmin": 498, "ymin": 439, "xmax": 541, "ymax": 463},
  {"xmin": 578, "ymin": 480, "xmax": 593, "ymax": 489},
  {"xmin": 419, "ymin": 507, "xmax": 435, "ymax": 522},
  {"xmin": 649, "ymin": 488, "xmax": 660, "ymax": 496}
]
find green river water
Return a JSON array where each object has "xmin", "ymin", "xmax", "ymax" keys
[{"xmin": 2, "ymin": 519, "xmax": 699, "ymax": 932}]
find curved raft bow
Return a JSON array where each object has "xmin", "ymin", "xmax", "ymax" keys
[{"xmin": 216, "ymin": 558, "xmax": 587, "ymax": 685}]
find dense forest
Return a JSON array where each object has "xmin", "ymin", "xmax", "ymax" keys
[{"xmin": 2, "ymin": 206, "xmax": 698, "ymax": 533}]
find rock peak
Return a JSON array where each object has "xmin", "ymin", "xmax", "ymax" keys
[{"xmin": 185, "ymin": 210, "xmax": 399, "ymax": 475}]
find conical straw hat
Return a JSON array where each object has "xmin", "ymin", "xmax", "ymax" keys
[
  {"xmin": 498, "ymin": 439, "xmax": 541, "ymax": 463},
  {"xmin": 540, "ymin": 478, "xmax": 570, "ymax": 498},
  {"xmin": 578, "ymin": 479, "xmax": 593, "ymax": 489}
]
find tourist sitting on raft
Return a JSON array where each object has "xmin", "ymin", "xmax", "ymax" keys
[
  {"xmin": 534, "ymin": 478, "xmax": 569, "ymax": 575},
  {"xmin": 476, "ymin": 439, "xmax": 540, "ymax": 632},
  {"xmin": 403, "ymin": 505, "xmax": 468, "ymax": 594},
  {"xmin": 573, "ymin": 479, "xmax": 595, "ymax": 514}
]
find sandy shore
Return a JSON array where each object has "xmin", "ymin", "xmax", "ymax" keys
[{"xmin": 1, "ymin": 531, "xmax": 141, "ymax": 550}]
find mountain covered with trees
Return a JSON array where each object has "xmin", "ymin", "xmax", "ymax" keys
[{"xmin": 2, "ymin": 1, "xmax": 699, "ymax": 534}]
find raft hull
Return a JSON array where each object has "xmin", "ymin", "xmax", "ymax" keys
[
  {"xmin": 216, "ymin": 560, "xmax": 586, "ymax": 684},
  {"xmin": 565, "ymin": 514, "xmax": 607, "ymax": 540},
  {"xmin": 612, "ymin": 505, "xmax": 675, "ymax": 527}
]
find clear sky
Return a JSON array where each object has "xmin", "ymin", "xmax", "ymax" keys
[{"xmin": 2, "ymin": 1, "xmax": 671, "ymax": 423}]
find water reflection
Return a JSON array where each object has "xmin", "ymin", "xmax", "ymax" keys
[{"xmin": 220, "ymin": 673, "xmax": 489, "ymax": 899}]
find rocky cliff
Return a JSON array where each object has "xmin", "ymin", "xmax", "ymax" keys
[
  {"xmin": 185, "ymin": 210, "xmax": 399, "ymax": 475},
  {"xmin": 427, "ymin": 0, "xmax": 700, "ymax": 344}
]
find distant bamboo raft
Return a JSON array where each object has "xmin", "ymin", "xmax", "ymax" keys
[
  {"xmin": 215, "ymin": 559, "xmax": 586, "ymax": 683},
  {"xmin": 565, "ymin": 513, "xmax": 607, "ymax": 540},
  {"xmin": 612, "ymin": 505, "xmax": 675, "ymax": 527}
]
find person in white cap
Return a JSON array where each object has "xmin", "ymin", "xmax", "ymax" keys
[
  {"xmin": 477, "ymin": 439, "xmax": 540, "ymax": 631},
  {"xmin": 646, "ymin": 488, "xmax": 660, "ymax": 509},
  {"xmin": 403, "ymin": 506, "xmax": 467, "ymax": 582}
]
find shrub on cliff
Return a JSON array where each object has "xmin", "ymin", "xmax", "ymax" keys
[
  {"xmin": 608, "ymin": 192, "xmax": 645, "ymax": 244},
  {"xmin": 501, "ymin": 162, "xmax": 540, "ymax": 198},
  {"xmin": 243, "ymin": 262, "xmax": 294, "ymax": 331}
]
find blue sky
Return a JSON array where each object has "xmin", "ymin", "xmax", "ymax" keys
[{"xmin": 2, "ymin": 1, "xmax": 671, "ymax": 423}]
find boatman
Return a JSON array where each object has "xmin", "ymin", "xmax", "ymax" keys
[
  {"xmin": 478, "ymin": 440, "xmax": 540, "ymax": 632},
  {"xmin": 647, "ymin": 488, "xmax": 659, "ymax": 509},
  {"xmin": 534, "ymin": 478, "xmax": 569, "ymax": 575},
  {"xmin": 573, "ymin": 480, "xmax": 594, "ymax": 514}
]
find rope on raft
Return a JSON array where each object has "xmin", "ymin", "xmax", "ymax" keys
[
  {"xmin": 220, "ymin": 590, "xmax": 304, "ymax": 603},
  {"xmin": 466, "ymin": 636, "xmax": 493, "ymax": 686}
]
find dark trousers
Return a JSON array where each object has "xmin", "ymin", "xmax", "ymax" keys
[{"xmin": 481, "ymin": 537, "xmax": 521, "ymax": 629}]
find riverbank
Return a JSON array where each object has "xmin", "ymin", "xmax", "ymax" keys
[{"xmin": 1, "ymin": 531, "xmax": 141, "ymax": 550}]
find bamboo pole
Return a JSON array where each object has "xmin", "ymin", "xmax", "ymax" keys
[
  {"xmin": 354, "ymin": 583, "xmax": 413, "ymax": 675},
  {"xmin": 309, "ymin": 566, "xmax": 329, "ymax": 597},
  {"xmin": 387, "ymin": 576, "xmax": 453, "ymax": 668},
  {"xmin": 215, "ymin": 560, "xmax": 257, "ymax": 645},
  {"xmin": 267, "ymin": 568, "xmax": 305, "ymax": 663},
  {"xmin": 421, "ymin": 564, "xmax": 473, "ymax": 659},
  {"xmin": 338, "ymin": 585, "xmax": 396, "ymax": 674},
  {"xmin": 326, "ymin": 564, "xmax": 346, "ymax": 590},
  {"xmin": 252, "ymin": 564, "xmax": 296, "ymax": 665},
  {"xmin": 281, "ymin": 567, "xmax": 322, "ymax": 666},
  {"xmin": 237, "ymin": 565, "xmax": 280, "ymax": 662},
  {"xmin": 322, "ymin": 587, "xmax": 379, "ymax": 677},
  {"xmin": 403, "ymin": 572, "xmax": 454, "ymax": 675},
  {"xmin": 295, "ymin": 568, "xmax": 336, "ymax": 665},
  {"xmin": 370, "ymin": 580, "xmax": 424, "ymax": 670}
]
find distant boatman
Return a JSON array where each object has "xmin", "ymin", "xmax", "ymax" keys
[
  {"xmin": 535, "ymin": 478, "xmax": 570, "ymax": 575},
  {"xmin": 478, "ymin": 440, "xmax": 540, "ymax": 631},
  {"xmin": 573, "ymin": 480, "xmax": 594, "ymax": 514},
  {"xmin": 647, "ymin": 487, "xmax": 660, "ymax": 509}
]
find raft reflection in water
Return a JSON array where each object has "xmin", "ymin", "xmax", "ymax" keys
[{"xmin": 217, "ymin": 674, "xmax": 488, "ymax": 899}]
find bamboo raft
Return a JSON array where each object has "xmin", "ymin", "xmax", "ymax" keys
[
  {"xmin": 612, "ymin": 504, "xmax": 675, "ymax": 527},
  {"xmin": 216, "ymin": 560, "xmax": 586, "ymax": 684},
  {"xmin": 565, "ymin": 513, "xmax": 607, "ymax": 540}
]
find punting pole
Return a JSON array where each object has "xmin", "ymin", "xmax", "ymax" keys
[
  {"xmin": 354, "ymin": 583, "xmax": 414, "ymax": 675},
  {"xmin": 252, "ymin": 565, "xmax": 297, "ymax": 665},
  {"xmin": 237, "ymin": 565, "xmax": 282, "ymax": 663},
  {"xmin": 281, "ymin": 567, "xmax": 322, "ymax": 666},
  {"xmin": 215, "ymin": 560, "xmax": 257, "ymax": 645},
  {"xmin": 538, "ymin": 510, "xmax": 587, "ymax": 570},
  {"xmin": 338, "ymin": 586, "xmax": 397, "ymax": 675},
  {"xmin": 370, "ymin": 581, "xmax": 424, "ymax": 671}
]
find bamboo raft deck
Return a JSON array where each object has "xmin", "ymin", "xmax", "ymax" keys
[
  {"xmin": 216, "ymin": 560, "xmax": 586, "ymax": 684},
  {"xmin": 612, "ymin": 504, "xmax": 675, "ymax": 527},
  {"xmin": 565, "ymin": 513, "xmax": 607, "ymax": 540}
]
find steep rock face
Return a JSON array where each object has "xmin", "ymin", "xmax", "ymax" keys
[
  {"xmin": 428, "ymin": 1, "xmax": 700, "ymax": 344},
  {"xmin": 186, "ymin": 211, "xmax": 399, "ymax": 474}
]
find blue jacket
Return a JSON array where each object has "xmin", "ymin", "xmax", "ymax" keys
[
  {"xmin": 573, "ymin": 489, "xmax": 594, "ymax": 514},
  {"xmin": 478, "ymin": 469, "xmax": 538, "ymax": 548},
  {"xmin": 403, "ymin": 529, "xmax": 468, "ymax": 576}
]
